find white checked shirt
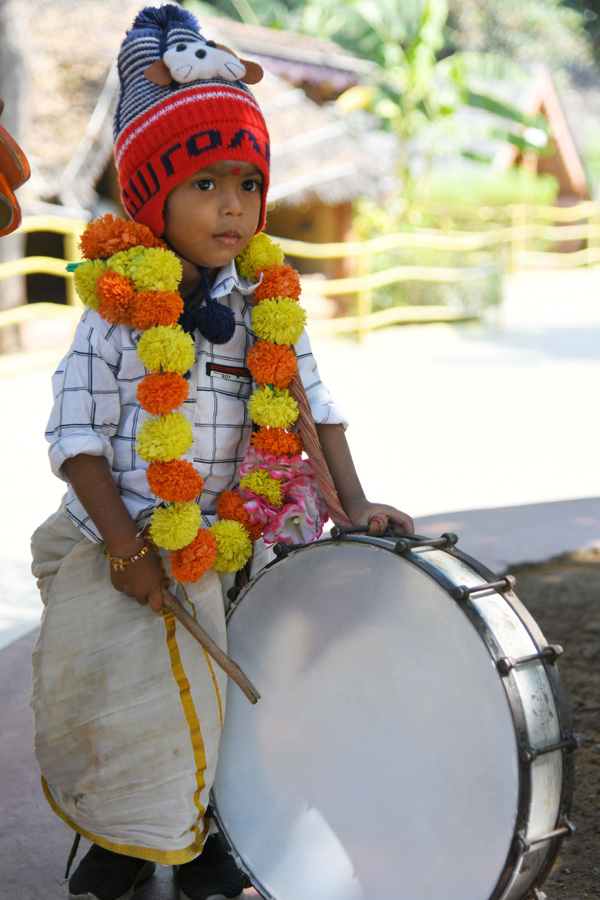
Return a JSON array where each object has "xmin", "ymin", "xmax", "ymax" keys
[{"xmin": 46, "ymin": 260, "xmax": 348, "ymax": 542}]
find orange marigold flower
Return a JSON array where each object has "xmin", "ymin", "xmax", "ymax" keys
[
  {"xmin": 79, "ymin": 214, "xmax": 165, "ymax": 260},
  {"xmin": 250, "ymin": 427, "xmax": 304, "ymax": 457},
  {"xmin": 137, "ymin": 372, "xmax": 189, "ymax": 415},
  {"xmin": 131, "ymin": 290, "xmax": 184, "ymax": 330},
  {"xmin": 170, "ymin": 528, "xmax": 218, "ymax": 583},
  {"xmin": 146, "ymin": 459, "xmax": 203, "ymax": 502},
  {"xmin": 246, "ymin": 341, "xmax": 298, "ymax": 389},
  {"xmin": 96, "ymin": 270, "xmax": 136, "ymax": 324},
  {"xmin": 254, "ymin": 263, "xmax": 301, "ymax": 303},
  {"xmin": 217, "ymin": 490, "xmax": 262, "ymax": 542}
]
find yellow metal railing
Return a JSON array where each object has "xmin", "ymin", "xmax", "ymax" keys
[
  {"xmin": 1, "ymin": 205, "xmax": 599, "ymax": 345},
  {"xmin": 1, "ymin": 215, "xmax": 87, "ymax": 307}
]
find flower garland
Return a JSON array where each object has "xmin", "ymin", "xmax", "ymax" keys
[{"xmin": 72, "ymin": 214, "xmax": 327, "ymax": 583}]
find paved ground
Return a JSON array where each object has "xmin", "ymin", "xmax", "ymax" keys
[{"xmin": 1, "ymin": 267, "xmax": 599, "ymax": 897}]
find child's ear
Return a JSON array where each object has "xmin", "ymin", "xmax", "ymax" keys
[
  {"xmin": 215, "ymin": 43, "xmax": 263, "ymax": 85},
  {"xmin": 144, "ymin": 59, "xmax": 173, "ymax": 86}
]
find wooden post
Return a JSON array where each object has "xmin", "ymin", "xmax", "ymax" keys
[
  {"xmin": 510, "ymin": 203, "xmax": 528, "ymax": 273},
  {"xmin": 356, "ymin": 250, "xmax": 372, "ymax": 343},
  {"xmin": 588, "ymin": 205, "xmax": 600, "ymax": 267},
  {"xmin": 64, "ymin": 229, "xmax": 81, "ymax": 306}
]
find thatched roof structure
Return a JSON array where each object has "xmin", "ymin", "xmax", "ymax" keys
[
  {"xmin": 203, "ymin": 17, "xmax": 376, "ymax": 99},
  {"xmin": 22, "ymin": 0, "xmax": 389, "ymax": 217}
]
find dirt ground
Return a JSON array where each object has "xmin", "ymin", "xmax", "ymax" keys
[{"xmin": 508, "ymin": 550, "xmax": 600, "ymax": 899}]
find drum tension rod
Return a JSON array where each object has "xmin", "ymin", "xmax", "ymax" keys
[
  {"xmin": 330, "ymin": 525, "xmax": 374, "ymax": 538},
  {"xmin": 519, "ymin": 733, "xmax": 583, "ymax": 764},
  {"xmin": 273, "ymin": 542, "xmax": 290, "ymax": 558},
  {"xmin": 394, "ymin": 532, "xmax": 459, "ymax": 554},
  {"xmin": 453, "ymin": 575, "xmax": 516, "ymax": 601},
  {"xmin": 497, "ymin": 644, "xmax": 564, "ymax": 674},
  {"xmin": 513, "ymin": 817, "xmax": 576, "ymax": 854}
]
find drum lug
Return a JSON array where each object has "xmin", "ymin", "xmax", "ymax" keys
[
  {"xmin": 453, "ymin": 574, "xmax": 516, "ymax": 601},
  {"xmin": 395, "ymin": 532, "xmax": 459, "ymax": 554},
  {"xmin": 513, "ymin": 817, "xmax": 576, "ymax": 854},
  {"xmin": 227, "ymin": 586, "xmax": 241, "ymax": 602},
  {"xmin": 272, "ymin": 542, "xmax": 290, "ymax": 558},
  {"xmin": 497, "ymin": 644, "xmax": 564, "ymax": 674},
  {"xmin": 519, "ymin": 733, "xmax": 583, "ymax": 764}
]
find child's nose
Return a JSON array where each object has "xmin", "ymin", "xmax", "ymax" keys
[{"xmin": 221, "ymin": 186, "xmax": 243, "ymax": 216}]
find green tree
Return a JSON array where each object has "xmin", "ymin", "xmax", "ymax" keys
[{"xmin": 446, "ymin": 0, "xmax": 593, "ymax": 68}]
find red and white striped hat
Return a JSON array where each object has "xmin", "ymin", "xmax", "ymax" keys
[{"xmin": 113, "ymin": 5, "xmax": 270, "ymax": 238}]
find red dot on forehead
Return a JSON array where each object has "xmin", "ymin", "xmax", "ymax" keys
[{"xmin": 231, "ymin": 167, "xmax": 241, "ymax": 176}]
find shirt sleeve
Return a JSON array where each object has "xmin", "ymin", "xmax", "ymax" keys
[
  {"xmin": 295, "ymin": 330, "xmax": 349, "ymax": 429},
  {"xmin": 46, "ymin": 309, "xmax": 123, "ymax": 481}
]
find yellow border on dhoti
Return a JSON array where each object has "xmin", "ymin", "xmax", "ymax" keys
[
  {"xmin": 41, "ymin": 777, "xmax": 205, "ymax": 865},
  {"xmin": 180, "ymin": 581, "xmax": 224, "ymax": 730},
  {"xmin": 162, "ymin": 607, "xmax": 211, "ymax": 852}
]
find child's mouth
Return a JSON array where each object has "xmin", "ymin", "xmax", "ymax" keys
[{"xmin": 214, "ymin": 231, "xmax": 241, "ymax": 246}]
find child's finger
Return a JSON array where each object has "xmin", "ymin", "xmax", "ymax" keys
[
  {"xmin": 147, "ymin": 587, "xmax": 165, "ymax": 613},
  {"xmin": 389, "ymin": 511, "xmax": 414, "ymax": 534}
]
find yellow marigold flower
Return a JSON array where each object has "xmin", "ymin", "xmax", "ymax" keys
[
  {"xmin": 128, "ymin": 247, "xmax": 182, "ymax": 292},
  {"xmin": 136, "ymin": 412, "xmax": 193, "ymax": 462},
  {"xmin": 239, "ymin": 469, "xmax": 283, "ymax": 507},
  {"xmin": 236, "ymin": 233, "xmax": 284, "ymax": 281},
  {"xmin": 248, "ymin": 386, "xmax": 298, "ymax": 429},
  {"xmin": 73, "ymin": 259, "xmax": 105, "ymax": 309},
  {"xmin": 136, "ymin": 325, "xmax": 195, "ymax": 375},
  {"xmin": 251, "ymin": 297, "xmax": 306, "ymax": 345},
  {"xmin": 149, "ymin": 502, "xmax": 201, "ymax": 551},
  {"xmin": 210, "ymin": 519, "xmax": 253, "ymax": 572},
  {"xmin": 106, "ymin": 247, "xmax": 144, "ymax": 279}
]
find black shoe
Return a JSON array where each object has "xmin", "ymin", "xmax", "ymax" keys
[
  {"xmin": 68, "ymin": 843, "xmax": 156, "ymax": 900},
  {"xmin": 174, "ymin": 834, "xmax": 246, "ymax": 900}
]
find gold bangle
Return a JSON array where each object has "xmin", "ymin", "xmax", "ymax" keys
[{"xmin": 104, "ymin": 540, "xmax": 150, "ymax": 573}]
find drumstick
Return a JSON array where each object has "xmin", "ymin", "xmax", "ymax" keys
[{"xmin": 161, "ymin": 588, "xmax": 261, "ymax": 704}]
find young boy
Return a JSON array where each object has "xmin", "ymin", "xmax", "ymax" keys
[{"xmin": 30, "ymin": 7, "xmax": 413, "ymax": 900}]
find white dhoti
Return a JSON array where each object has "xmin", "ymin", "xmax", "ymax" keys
[{"xmin": 30, "ymin": 505, "xmax": 228, "ymax": 865}]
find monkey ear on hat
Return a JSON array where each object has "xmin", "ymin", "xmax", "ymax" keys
[
  {"xmin": 215, "ymin": 44, "xmax": 263, "ymax": 85},
  {"xmin": 239, "ymin": 58, "xmax": 263, "ymax": 85},
  {"xmin": 144, "ymin": 58, "xmax": 173, "ymax": 86}
]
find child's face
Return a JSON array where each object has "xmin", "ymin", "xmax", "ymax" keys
[{"xmin": 163, "ymin": 160, "xmax": 263, "ymax": 280}]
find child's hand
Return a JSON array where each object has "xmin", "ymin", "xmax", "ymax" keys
[
  {"xmin": 346, "ymin": 497, "xmax": 414, "ymax": 535},
  {"xmin": 110, "ymin": 547, "xmax": 167, "ymax": 613}
]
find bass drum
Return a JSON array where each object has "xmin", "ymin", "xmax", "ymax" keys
[{"xmin": 212, "ymin": 533, "xmax": 577, "ymax": 900}]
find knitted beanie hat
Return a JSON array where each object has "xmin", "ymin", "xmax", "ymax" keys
[{"xmin": 113, "ymin": 4, "xmax": 270, "ymax": 238}]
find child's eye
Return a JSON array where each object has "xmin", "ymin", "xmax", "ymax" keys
[
  {"xmin": 242, "ymin": 179, "xmax": 261, "ymax": 192},
  {"xmin": 193, "ymin": 179, "xmax": 215, "ymax": 191}
]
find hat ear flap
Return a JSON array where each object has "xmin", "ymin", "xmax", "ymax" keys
[
  {"xmin": 144, "ymin": 59, "xmax": 173, "ymax": 86},
  {"xmin": 240, "ymin": 59, "xmax": 264, "ymax": 85}
]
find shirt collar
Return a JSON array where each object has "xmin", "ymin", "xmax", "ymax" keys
[{"xmin": 211, "ymin": 259, "xmax": 260, "ymax": 299}]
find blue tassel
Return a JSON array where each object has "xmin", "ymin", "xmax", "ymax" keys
[
  {"xmin": 131, "ymin": 5, "xmax": 199, "ymax": 33},
  {"xmin": 196, "ymin": 299, "xmax": 236, "ymax": 344},
  {"xmin": 178, "ymin": 267, "xmax": 236, "ymax": 344}
]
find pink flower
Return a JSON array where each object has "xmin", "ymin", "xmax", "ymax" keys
[
  {"xmin": 258, "ymin": 476, "xmax": 327, "ymax": 545},
  {"xmin": 284, "ymin": 475, "xmax": 328, "ymax": 521},
  {"xmin": 239, "ymin": 445, "xmax": 312, "ymax": 482},
  {"xmin": 265, "ymin": 497, "xmax": 325, "ymax": 545},
  {"xmin": 237, "ymin": 489, "xmax": 277, "ymax": 527}
]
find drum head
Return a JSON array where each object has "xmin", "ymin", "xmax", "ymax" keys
[{"xmin": 213, "ymin": 540, "xmax": 519, "ymax": 900}]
